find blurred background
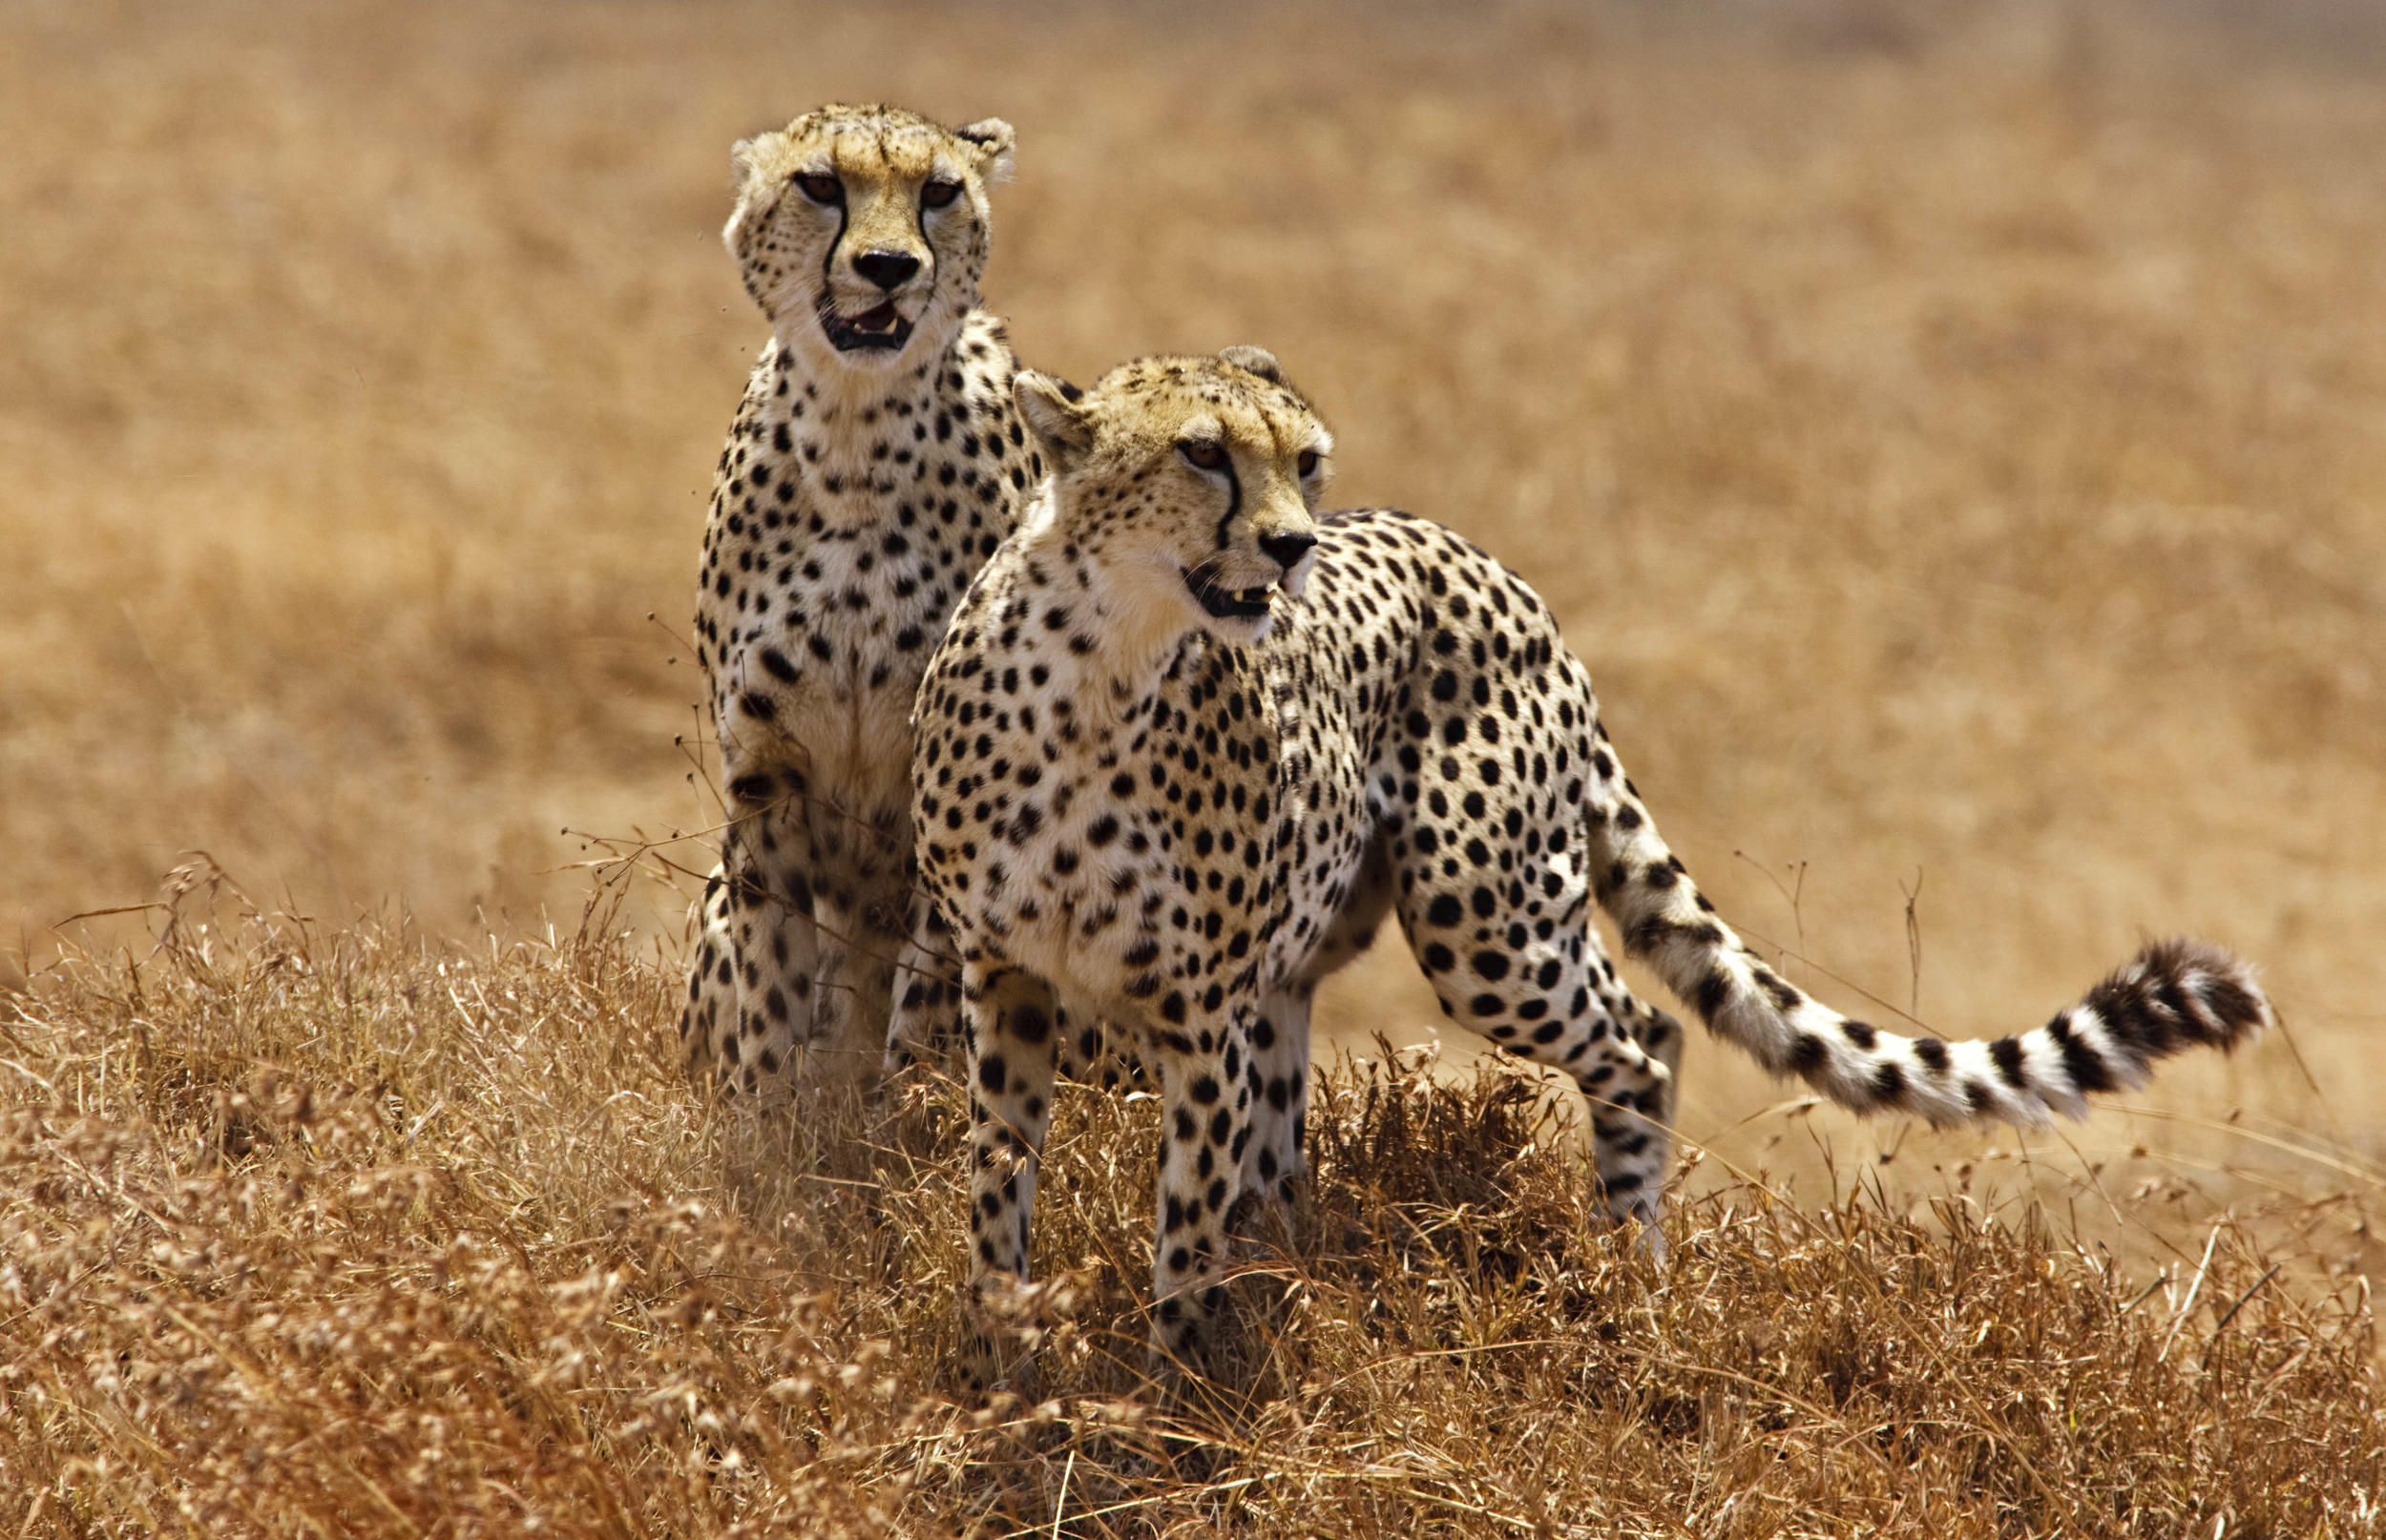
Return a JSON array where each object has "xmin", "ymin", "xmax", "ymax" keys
[{"xmin": 5, "ymin": 0, "xmax": 2382, "ymax": 1243}]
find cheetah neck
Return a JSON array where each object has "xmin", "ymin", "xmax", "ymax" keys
[
  {"xmin": 1008, "ymin": 512, "xmax": 1204, "ymax": 739},
  {"xmin": 755, "ymin": 313, "xmax": 996, "ymax": 517}
]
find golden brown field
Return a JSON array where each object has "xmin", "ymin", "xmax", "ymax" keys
[
  {"xmin": 5, "ymin": 0, "xmax": 2386, "ymax": 1531},
  {"xmin": 1, "ymin": 907, "xmax": 2379, "ymax": 1535}
]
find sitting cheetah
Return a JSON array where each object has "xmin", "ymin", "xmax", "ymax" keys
[
  {"xmin": 910, "ymin": 346, "xmax": 2271, "ymax": 1375},
  {"xmin": 680, "ymin": 104, "xmax": 1039, "ymax": 1103}
]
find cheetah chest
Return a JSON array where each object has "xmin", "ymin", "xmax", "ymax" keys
[{"xmin": 928, "ymin": 633, "xmax": 1375, "ymax": 1022}]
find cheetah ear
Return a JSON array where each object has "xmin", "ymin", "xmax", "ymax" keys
[
  {"xmin": 729, "ymin": 135, "xmax": 762, "ymax": 192},
  {"xmin": 953, "ymin": 116, "xmax": 1016, "ymax": 185},
  {"xmin": 1217, "ymin": 345, "xmax": 1284, "ymax": 385},
  {"xmin": 722, "ymin": 131, "xmax": 789, "ymax": 264},
  {"xmin": 1015, "ymin": 369, "xmax": 1093, "ymax": 472},
  {"xmin": 727, "ymin": 130, "xmax": 784, "ymax": 202}
]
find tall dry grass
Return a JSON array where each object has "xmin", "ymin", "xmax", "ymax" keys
[{"xmin": 1, "ymin": 888, "xmax": 2378, "ymax": 1535}]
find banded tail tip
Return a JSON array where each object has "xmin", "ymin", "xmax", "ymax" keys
[{"xmin": 2083, "ymin": 937, "xmax": 2271, "ymax": 1068}]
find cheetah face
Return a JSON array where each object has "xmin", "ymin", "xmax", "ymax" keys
[
  {"xmin": 1015, "ymin": 346, "xmax": 1332, "ymax": 645},
  {"xmin": 722, "ymin": 103, "xmax": 1015, "ymax": 376}
]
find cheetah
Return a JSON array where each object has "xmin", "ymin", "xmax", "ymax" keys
[
  {"xmin": 909, "ymin": 346, "xmax": 2271, "ymax": 1376},
  {"xmin": 680, "ymin": 104, "xmax": 1041, "ymax": 1104}
]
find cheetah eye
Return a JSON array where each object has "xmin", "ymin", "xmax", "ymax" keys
[
  {"xmin": 1177, "ymin": 440, "xmax": 1228, "ymax": 472},
  {"xmin": 921, "ymin": 179, "xmax": 964, "ymax": 209},
  {"xmin": 1296, "ymin": 449, "xmax": 1320, "ymax": 477},
  {"xmin": 794, "ymin": 173, "xmax": 845, "ymax": 206}
]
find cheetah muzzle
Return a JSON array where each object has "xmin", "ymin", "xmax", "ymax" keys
[
  {"xmin": 1185, "ymin": 569, "xmax": 1278, "ymax": 618},
  {"xmin": 816, "ymin": 296, "xmax": 914, "ymax": 353}
]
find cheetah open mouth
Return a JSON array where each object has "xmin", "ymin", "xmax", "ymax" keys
[
  {"xmin": 819, "ymin": 300, "xmax": 914, "ymax": 353},
  {"xmin": 1185, "ymin": 571, "xmax": 1276, "ymax": 619}
]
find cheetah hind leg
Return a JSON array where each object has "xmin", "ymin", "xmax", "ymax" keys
[
  {"xmin": 1592, "ymin": 968, "xmax": 1684, "ymax": 1259},
  {"xmin": 1392, "ymin": 888, "xmax": 1676, "ymax": 1258},
  {"xmin": 1627, "ymin": 999, "xmax": 1685, "ymax": 1128}
]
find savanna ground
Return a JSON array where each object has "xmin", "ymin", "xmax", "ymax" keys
[{"xmin": 4, "ymin": 0, "xmax": 2384, "ymax": 1531}]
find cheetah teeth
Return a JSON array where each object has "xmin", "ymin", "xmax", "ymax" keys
[{"xmin": 1187, "ymin": 572, "xmax": 1279, "ymax": 619}]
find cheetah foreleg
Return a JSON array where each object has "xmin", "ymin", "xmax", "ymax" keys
[
  {"xmin": 680, "ymin": 865, "xmax": 739, "ymax": 1084},
  {"xmin": 799, "ymin": 805, "xmax": 914, "ymax": 1101},
  {"xmin": 960, "ymin": 966, "xmax": 1061, "ymax": 1392},
  {"xmin": 1236, "ymin": 987, "xmax": 1314, "ymax": 1239},
  {"xmin": 886, "ymin": 900, "xmax": 966, "ymax": 1077},
  {"xmin": 1147, "ymin": 1013, "xmax": 1258, "ymax": 1375}
]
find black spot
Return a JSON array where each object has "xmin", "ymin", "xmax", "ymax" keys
[{"xmin": 2048, "ymin": 1013, "xmax": 2116, "ymax": 1093}]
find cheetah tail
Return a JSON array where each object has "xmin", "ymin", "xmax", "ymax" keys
[{"xmin": 1578, "ymin": 740, "xmax": 2270, "ymax": 1127}]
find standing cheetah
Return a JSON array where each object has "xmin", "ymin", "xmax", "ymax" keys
[
  {"xmin": 910, "ymin": 347, "xmax": 2271, "ymax": 1375},
  {"xmin": 681, "ymin": 104, "xmax": 1038, "ymax": 1103}
]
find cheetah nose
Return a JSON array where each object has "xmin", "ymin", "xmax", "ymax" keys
[
  {"xmin": 1258, "ymin": 531, "xmax": 1318, "ymax": 571},
  {"xmin": 852, "ymin": 250, "xmax": 922, "ymax": 291}
]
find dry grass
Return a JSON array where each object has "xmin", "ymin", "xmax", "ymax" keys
[
  {"xmin": 8, "ymin": 0, "xmax": 2386, "ymax": 1527},
  {"xmin": 3, "ymin": 891, "xmax": 2379, "ymax": 1536}
]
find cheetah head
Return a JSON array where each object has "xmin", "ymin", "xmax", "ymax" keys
[
  {"xmin": 723, "ymin": 103, "xmax": 1015, "ymax": 377},
  {"xmin": 1014, "ymin": 346, "xmax": 1332, "ymax": 645}
]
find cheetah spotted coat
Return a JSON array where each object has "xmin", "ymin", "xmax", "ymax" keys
[
  {"xmin": 910, "ymin": 350, "xmax": 2271, "ymax": 1376},
  {"xmin": 680, "ymin": 105, "xmax": 1038, "ymax": 1102}
]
